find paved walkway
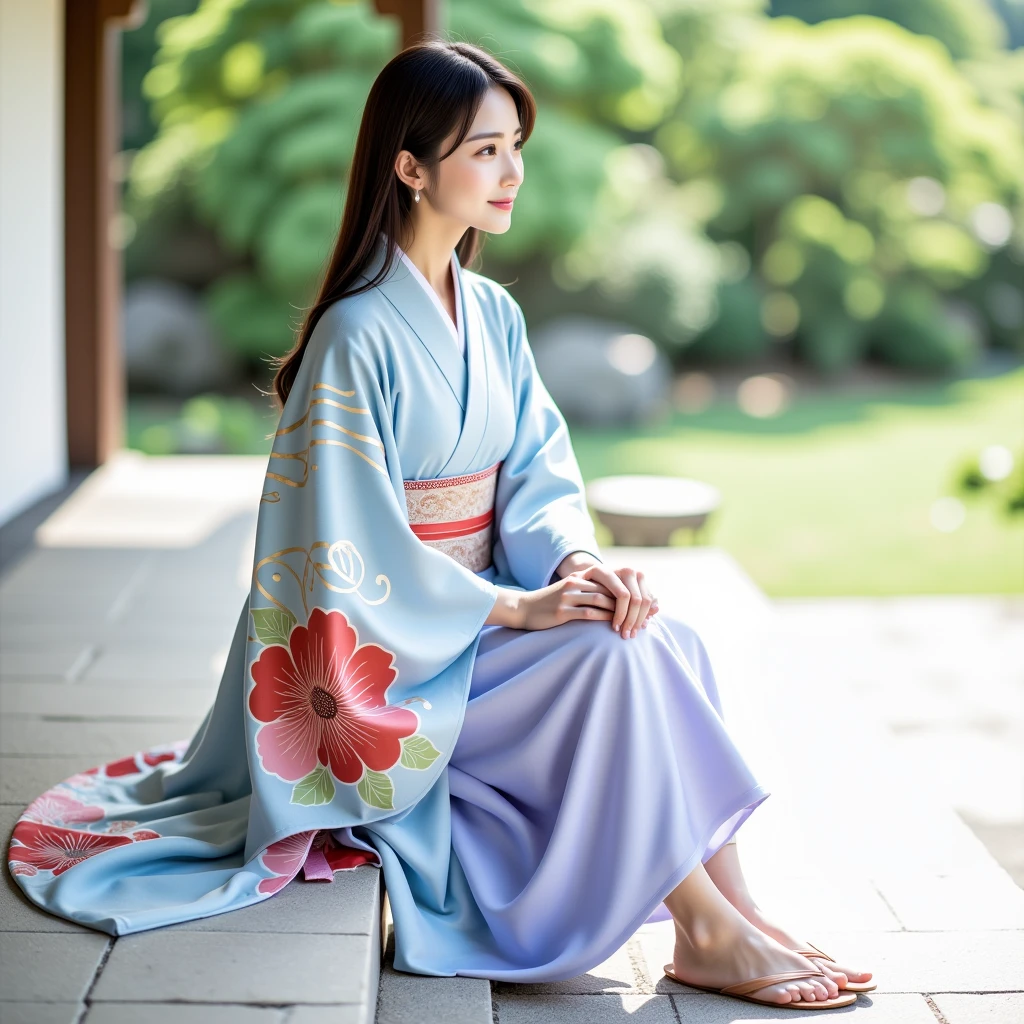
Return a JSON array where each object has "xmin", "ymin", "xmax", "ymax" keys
[{"xmin": 1, "ymin": 451, "xmax": 1022, "ymax": 1022}]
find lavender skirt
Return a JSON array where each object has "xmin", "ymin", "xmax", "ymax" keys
[{"xmin": 356, "ymin": 609, "xmax": 770, "ymax": 981}]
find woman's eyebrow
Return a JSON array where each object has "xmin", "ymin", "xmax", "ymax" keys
[{"xmin": 466, "ymin": 126, "xmax": 523, "ymax": 142}]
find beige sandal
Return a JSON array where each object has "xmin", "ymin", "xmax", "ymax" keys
[
  {"xmin": 792, "ymin": 942, "xmax": 876, "ymax": 993},
  {"xmin": 663, "ymin": 962, "xmax": 859, "ymax": 1009}
]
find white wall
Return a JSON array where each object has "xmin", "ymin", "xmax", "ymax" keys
[{"xmin": 0, "ymin": 0, "xmax": 67, "ymax": 525}]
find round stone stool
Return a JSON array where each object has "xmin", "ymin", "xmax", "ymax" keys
[{"xmin": 585, "ymin": 475, "xmax": 721, "ymax": 546}]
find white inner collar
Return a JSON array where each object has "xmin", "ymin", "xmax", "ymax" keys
[{"xmin": 396, "ymin": 245, "xmax": 464, "ymax": 354}]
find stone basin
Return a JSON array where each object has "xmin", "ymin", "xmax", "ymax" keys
[{"xmin": 585, "ymin": 474, "xmax": 721, "ymax": 546}]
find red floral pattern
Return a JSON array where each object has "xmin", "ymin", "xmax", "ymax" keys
[
  {"xmin": 104, "ymin": 749, "xmax": 178, "ymax": 777},
  {"xmin": 315, "ymin": 829, "xmax": 380, "ymax": 873},
  {"xmin": 5, "ymin": 743, "xmax": 186, "ymax": 880},
  {"xmin": 257, "ymin": 831, "xmax": 316, "ymax": 894},
  {"xmin": 256, "ymin": 829, "xmax": 379, "ymax": 894},
  {"xmin": 249, "ymin": 607, "xmax": 418, "ymax": 785},
  {"xmin": 22, "ymin": 790, "xmax": 103, "ymax": 828},
  {"xmin": 103, "ymin": 820, "xmax": 139, "ymax": 833},
  {"xmin": 8, "ymin": 821, "xmax": 157, "ymax": 877}
]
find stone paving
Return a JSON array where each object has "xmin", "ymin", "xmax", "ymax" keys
[{"xmin": 1, "ymin": 451, "xmax": 1022, "ymax": 1023}]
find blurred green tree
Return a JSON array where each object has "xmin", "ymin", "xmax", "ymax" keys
[
  {"xmin": 122, "ymin": 0, "xmax": 199, "ymax": 153},
  {"xmin": 655, "ymin": 15, "xmax": 1024, "ymax": 371},
  {"xmin": 769, "ymin": 0, "xmax": 1006, "ymax": 59},
  {"xmin": 127, "ymin": 0, "xmax": 682, "ymax": 367}
]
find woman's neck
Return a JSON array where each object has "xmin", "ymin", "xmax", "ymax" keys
[{"xmin": 395, "ymin": 222, "xmax": 462, "ymax": 296}]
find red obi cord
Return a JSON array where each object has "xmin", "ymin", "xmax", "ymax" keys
[{"xmin": 409, "ymin": 510, "xmax": 494, "ymax": 541}]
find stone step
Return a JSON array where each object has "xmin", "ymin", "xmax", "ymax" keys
[{"xmin": 375, "ymin": 886, "xmax": 493, "ymax": 1024}]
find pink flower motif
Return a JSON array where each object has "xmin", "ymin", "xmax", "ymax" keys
[
  {"xmin": 257, "ymin": 831, "xmax": 316, "ymax": 895},
  {"xmin": 9, "ymin": 821, "xmax": 133, "ymax": 876},
  {"xmin": 248, "ymin": 607, "xmax": 418, "ymax": 785},
  {"xmin": 23, "ymin": 790, "xmax": 103, "ymax": 828},
  {"xmin": 64, "ymin": 771, "xmax": 98, "ymax": 789},
  {"xmin": 143, "ymin": 750, "xmax": 179, "ymax": 768},
  {"xmin": 101, "ymin": 744, "xmax": 186, "ymax": 778},
  {"xmin": 104, "ymin": 820, "xmax": 139, "ymax": 833},
  {"xmin": 321, "ymin": 831, "xmax": 379, "ymax": 873},
  {"xmin": 103, "ymin": 755, "xmax": 143, "ymax": 777},
  {"xmin": 130, "ymin": 829, "xmax": 160, "ymax": 842}
]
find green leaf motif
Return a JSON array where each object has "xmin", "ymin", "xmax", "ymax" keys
[
  {"xmin": 291, "ymin": 763, "xmax": 335, "ymax": 806},
  {"xmin": 400, "ymin": 734, "xmax": 441, "ymax": 771},
  {"xmin": 252, "ymin": 607, "xmax": 296, "ymax": 647},
  {"xmin": 357, "ymin": 769, "xmax": 394, "ymax": 810}
]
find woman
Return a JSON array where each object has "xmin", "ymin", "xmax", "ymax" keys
[{"xmin": 7, "ymin": 40, "xmax": 872, "ymax": 1010}]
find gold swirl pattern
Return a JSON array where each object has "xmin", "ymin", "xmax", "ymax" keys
[
  {"xmin": 254, "ymin": 539, "xmax": 390, "ymax": 620},
  {"xmin": 266, "ymin": 380, "xmax": 386, "ymax": 490}
]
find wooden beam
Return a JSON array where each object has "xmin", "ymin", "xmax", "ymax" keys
[
  {"xmin": 373, "ymin": 0, "xmax": 439, "ymax": 49},
  {"xmin": 63, "ymin": 0, "xmax": 145, "ymax": 468}
]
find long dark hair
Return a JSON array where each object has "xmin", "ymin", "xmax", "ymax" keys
[{"xmin": 269, "ymin": 39, "xmax": 537, "ymax": 408}]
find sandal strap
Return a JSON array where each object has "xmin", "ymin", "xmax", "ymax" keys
[
  {"xmin": 722, "ymin": 967, "xmax": 826, "ymax": 997},
  {"xmin": 793, "ymin": 943, "xmax": 836, "ymax": 963}
]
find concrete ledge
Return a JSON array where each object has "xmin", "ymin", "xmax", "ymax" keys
[{"xmin": 374, "ymin": 906, "xmax": 492, "ymax": 1024}]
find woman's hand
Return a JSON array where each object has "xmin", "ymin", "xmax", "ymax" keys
[
  {"xmin": 572, "ymin": 563, "xmax": 658, "ymax": 638},
  {"xmin": 517, "ymin": 572, "xmax": 618, "ymax": 631},
  {"xmin": 516, "ymin": 564, "xmax": 659, "ymax": 636}
]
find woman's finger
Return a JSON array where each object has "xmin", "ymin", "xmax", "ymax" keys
[
  {"xmin": 572, "ymin": 605, "xmax": 614, "ymax": 621},
  {"xmin": 582, "ymin": 565, "xmax": 632, "ymax": 629},
  {"xmin": 616, "ymin": 569, "xmax": 644, "ymax": 637},
  {"xmin": 565, "ymin": 578, "xmax": 618, "ymax": 596},
  {"xmin": 627, "ymin": 570, "xmax": 655, "ymax": 637},
  {"xmin": 567, "ymin": 592, "xmax": 616, "ymax": 610}
]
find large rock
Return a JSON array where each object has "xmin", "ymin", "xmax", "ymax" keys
[
  {"xmin": 529, "ymin": 316, "xmax": 672, "ymax": 427},
  {"xmin": 124, "ymin": 279, "xmax": 239, "ymax": 396}
]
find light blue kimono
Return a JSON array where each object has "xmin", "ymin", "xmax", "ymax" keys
[{"xmin": 6, "ymin": 233, "xmax": 769, "ymax": 981}]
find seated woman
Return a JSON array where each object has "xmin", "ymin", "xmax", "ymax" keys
[{"xmin": 7, "ymin": 39, "xmax": 874, "ymax": 1011}]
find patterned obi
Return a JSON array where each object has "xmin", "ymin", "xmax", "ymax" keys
[{"xmin": 405, "ymin": 461, "xmax": 502, "ymax": 572}]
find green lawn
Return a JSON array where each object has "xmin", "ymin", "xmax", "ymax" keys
[
  {"xmin": 129, "ymin": 366, "xmax": 1024, "ymax": 597},
  {"xmin": 570, "ymin": 366, "xmax": 1024, "ymax": 597}
]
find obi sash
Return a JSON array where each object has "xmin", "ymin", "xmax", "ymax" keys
[{"xmin": 405, "ymin": 461, "xmax": 502, "ymax": 572}]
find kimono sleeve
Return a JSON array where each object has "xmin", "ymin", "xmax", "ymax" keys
[
  {"xmin": 253, "ymin": 308, "xmax": 500, "ymax": 687},
  {"xmin": 492, "ymin": 298, "xmax": 604, "ymax": 592}
]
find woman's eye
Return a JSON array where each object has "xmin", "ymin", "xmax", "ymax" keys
[{"xmin": 479, "ymin": 141, "xmax": 524, "ymax": 156}]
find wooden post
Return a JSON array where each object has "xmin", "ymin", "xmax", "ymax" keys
[
  {"xmin": 63, "ymin": 0, "xmax": 145, "ymax": 468},
  {"xmin": 373, "ymin": 0, "xmax": 439, "ymax": 49}
]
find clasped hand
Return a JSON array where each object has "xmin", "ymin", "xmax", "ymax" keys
[{"xmin": 518, "ymin": 564, "xmax": 659, "ymax": 638}]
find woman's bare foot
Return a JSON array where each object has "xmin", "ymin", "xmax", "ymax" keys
[
  {"xmin": 703, "ymin": 843, "xmax": 874, "ymax": 990},
  {"xmin": 666, "ymin": 917, "xmax": 844, "ymax": 1005},
  {"xmin": 733, "ymin": 901, "xmax": 874, "ymax": 990},
  {"xmin": 662, "ymin": 861, "xmax": 844, "ymax": 1005}
]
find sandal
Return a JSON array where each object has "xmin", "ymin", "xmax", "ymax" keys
[
  {"xmin": 792, "ymin": 942, "xmax": 876, "ymax": 993},
  {"xmin": 663, "ymin": 962, "xmax": 859, "ymax": 1009}
]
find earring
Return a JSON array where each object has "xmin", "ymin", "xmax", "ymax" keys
[{"xmin": 414, "ymin": 189, "xmax": 420, "ymax": 204}]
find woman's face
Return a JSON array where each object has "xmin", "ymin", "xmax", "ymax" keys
[{"xmin": 423, "ymin": 86, "xmax": 525, "ymax": 234}]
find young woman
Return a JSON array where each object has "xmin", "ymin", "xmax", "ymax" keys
[{"xmin": 7, "ymin": 40, "xmax": 873, "ymax": 1010}]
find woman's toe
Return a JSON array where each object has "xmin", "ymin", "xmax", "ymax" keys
[
  {"xmin": 824, "ymin": 965, "xmax": 848, "ymax": 987},
  {"xmin": 835, "ymin": 961, "xmax": 871, "ymax": 983},
  {"xmin": 794, "ymin": 981, "xmax": 817, "ymax": 1001}
]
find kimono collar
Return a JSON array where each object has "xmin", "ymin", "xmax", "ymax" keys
[
  {"xmin": 396, "ymin": 246, "xmax": 463, "ymax": 353},
  {"xmin": 357, "ymin": 233, "xmax": 491, "ymax": 477}
]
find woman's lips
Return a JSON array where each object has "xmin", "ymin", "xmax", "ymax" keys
[{"xmin": 488, "ymin": 199, "xmax": 514, "ymax": 210}]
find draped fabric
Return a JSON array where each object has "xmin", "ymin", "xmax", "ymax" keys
[{"xmin": 6, "ymin": 233, "xmax": 768, "ymax": 981}]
